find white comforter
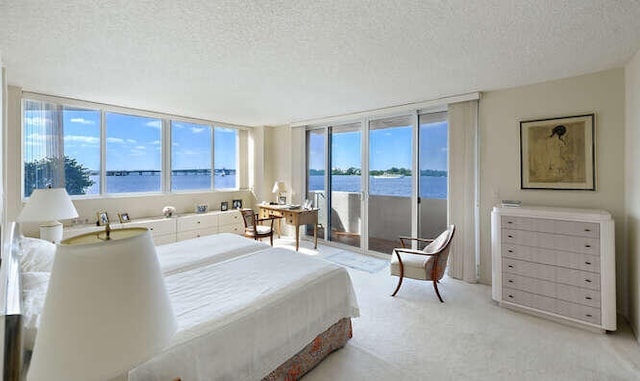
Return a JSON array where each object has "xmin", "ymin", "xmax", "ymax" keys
[
  {"xmin": 130, "ymin": 247, "xmax": 359, "ymax": 381},
  {"xmin": 157, "ymin": 233, "xmax": 269, "ymax": 276}
]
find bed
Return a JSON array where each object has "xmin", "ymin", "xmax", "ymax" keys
[{"xmin": 0, "ymin": 223, "xmax": 359, "ymax": 381}]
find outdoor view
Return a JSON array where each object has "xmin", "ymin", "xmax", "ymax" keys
[
  {"xmin": 308, "ymin": 121, "xmax": 448, "ymax": 198},
  {"xmin": 23, "ymin": 100, "xmax": 238, "ymax": 197}
]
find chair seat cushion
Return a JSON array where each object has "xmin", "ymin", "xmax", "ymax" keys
[
  {"xmin": 390, "ymin": 252, "xmax": 435, "ymax": 280},
  {"xmin": 247, "ymin": 225, "xmax": 272, "ymax": 235}
]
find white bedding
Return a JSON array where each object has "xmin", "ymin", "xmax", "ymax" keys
[
  {"xmin": 157, "ymin": 233, "xmax": 269, "ymax": 276},
  {"xmin": 130, "ymin": 247, "xmax": 359, "ymax": 381}
]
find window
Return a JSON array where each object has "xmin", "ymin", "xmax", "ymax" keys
[
  {"xmin": 171, "ymin": 121, "xmax": 212, "ymax": 191},
  {"xmin": 213, "ymin": 127, "xmax": 238, "ymax": 189},
  {"xmin": 23, "ymin": 100, "xmax": 100, "ymax": 197},
  {"xmin": 105, "ymin": 112, "xmax": 162, "ymax": 193},
  {"xmin": 22, "ymin": 95, "xmax": 244, "ymax": 198}
]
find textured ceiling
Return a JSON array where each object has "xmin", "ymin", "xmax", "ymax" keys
[{"xmin": 1, "ymin": 1, "xmax": 640, "ymax": 126}]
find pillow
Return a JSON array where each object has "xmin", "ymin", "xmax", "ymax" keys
[
  {"xmin": 21, "ymin": 272, "xmax": 51, "ymax": 351},
  {"xmin": 19, "ymin": 237, "xmax": 56, "ymax": 273}
]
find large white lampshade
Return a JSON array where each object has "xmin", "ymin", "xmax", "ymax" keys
[
  {"xmin": 272, "ymin": 181, "xmax": 287, "ymax": 203},
  {"xmin": 27, "ymin": 228, "xmax": 177, "ymax": 381},
  {"xmin": 17, "ymin": 187, "xmax": 78, "ymax": 243}
]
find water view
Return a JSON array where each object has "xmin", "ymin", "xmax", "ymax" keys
[
  {"xmin": 309, "ymin": 175, "xmax": 447, "ymax": 199},
  {"xmin": 84, "ymin": 173, "xmax": 237, "ymax": 194}
]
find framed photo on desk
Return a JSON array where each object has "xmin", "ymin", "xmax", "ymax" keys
[{"xmin": 278, "ymin": 196, "xmax": 286, "ymax": 205}]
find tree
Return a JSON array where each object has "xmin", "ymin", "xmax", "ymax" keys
[{"xmin": 24, "ymin": 156, "xmax": 95, "ymax": 196}]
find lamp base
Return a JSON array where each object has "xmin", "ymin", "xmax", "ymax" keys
[{"xmin": 39, "ymin": 221, "xmax": 63, "ymax": 243}]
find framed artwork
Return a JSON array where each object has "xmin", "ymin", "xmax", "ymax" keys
[
  {"xmin": 278, "ymin": 196, "xmax": 287, "ymax": 205},
  {"xmin": 195, "ymin": 204, "xmax": 208, "ymax": 214},
  {"xmin": 97, "ymin": 211, "xmax": 110, "ymax": 226},
  {"xmin": 220, "ymin": 201, "xmax": 229, "ymax": 211},
  {"xmin": 232, "ymin": 199, "xmax": 243, "ymax": 209},
  {"xmin": 118, "ymin": 212, "xmax": 130, "ymax": 223},
  {"xmin": 520, "ymin": 114, "xmax": 595, "ymax": 190}
]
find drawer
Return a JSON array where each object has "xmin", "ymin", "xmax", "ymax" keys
[
  {"xmin": 502, "ymin": 229, "xmax": 599, "ymax": 256},
  {"xmin": 502, "ymin": 244, "xmax": 600, "ymax": 273},
  {"xmin": 501, "ymin": 216, "xmax": 599, "ymax": 238},
  {"xmin": 219, "ymin": 223, "xmax": 244, "ymax": 235},
  {"xmin": 177, "ymin": 214, "xmax": 219, "ymax": 231},
  {"xmin": 219, "ymin": 211, "xmax": 242, "ymax": 226},
  {"xmin": 176, "ymin": 227, "xmax": 218, "ymax": 241},
  {"xmin": 502, "ymin": 273, "xmax": 601, "ymax": 308},
  {"xmin": 503, "ymin": 258, "xmax": 600, "ymax": 290},
  {"xmin": 127, "ymin": 218, "xmax": 176, "ymax": 236},
  {"xmin": 153, "ymin": 234, "xmax": 176, "ymax": 246},
  {"xmin": 503, "ymin": 288, "xmax": 601, "ymax": 325}
]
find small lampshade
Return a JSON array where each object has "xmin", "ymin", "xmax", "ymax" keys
[
  {"xmin": 27, "ymin": 228, "xmax": 177, "ymax": 381},
  {"xmin": 272, "ymin": 181, "xmax": 287, "ymax": 194},
  {"xmin": 17, "ymin": 188, "xmax": 78, "ymax": 222}
]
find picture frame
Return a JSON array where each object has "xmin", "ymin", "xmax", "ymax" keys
[
  {"xmin": 278, "ymin": 196, "xmax": 287, "ymax": 205},
  {"xmin": 220, "ymin": 201, "xmax": 229, "ymax": 211},
  {"xmin": 520, "ymin": 113, "xmax": 595, "ymax": 190},
  {"xmin": 118, "ymin": 212, "xmax": 130, "ymax": 223},
  {"xmin": 232, "ymin": 199, "xmax": 243, "ymax": 209},
  {"xmin": 97, "ymin": 211, "xmax": 109, "ymax": 226},
  {"xmin": 195, "ymin": 203, "xmax": 208, "ymax": 214}
]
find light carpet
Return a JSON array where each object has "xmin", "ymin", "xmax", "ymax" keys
[
  {"xmin": 324, "ymin": 250, "xmax": 389, "ymax": 273},
  {"xmin": 273, "ymin": 238, "xmax": 640, "ymax": 380}
]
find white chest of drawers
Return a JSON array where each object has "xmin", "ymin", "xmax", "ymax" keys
[{"xmin": 491, "ymin": 206, "xmax": 616, "ymax": 332}]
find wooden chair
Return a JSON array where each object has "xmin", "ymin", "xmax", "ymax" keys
[
  {"xmin": 390, "ymin": 225, "xmax": 455, "ymax": 302},
  {"xmin": 240, "ymin": 208, "xmax": 279, "ymax": 246}
]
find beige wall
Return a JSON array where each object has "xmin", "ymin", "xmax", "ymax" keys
[
  {"xmin": 479, "ymin": 69, "xmax": 627, "ymax": 315},
  {"xmin": 625, "ymin": 49, "xmax": 640, "ymax": 340}
]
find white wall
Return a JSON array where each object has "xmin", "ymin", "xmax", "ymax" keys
[
  {"xmin": 625, "ymin": 49, "xmax": 640, "ymax": 340},
  {"xmin": 479, "ymin": 69, "xmax": 627, "ymax": 315}
]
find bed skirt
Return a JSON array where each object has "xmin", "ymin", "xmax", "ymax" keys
[{"xmin": 262, "ymin": 318, "xmax": 352, "ymax": 381}]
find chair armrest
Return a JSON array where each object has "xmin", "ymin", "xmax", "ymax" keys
[
  {"xmin": 393, "ymin": 248, "xmax": 437, "ymax": 256},
  {"xmin": 398, "ymin": 236, "xmax": 434, "ymax": 248}
]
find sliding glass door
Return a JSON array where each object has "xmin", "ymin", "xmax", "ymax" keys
[
  {"xmin": 306, "ymin": 129, "xmax": 327, "ymax": 239},
  {"xmin": 367, "ymin": 116, "xmax": 413, "ymax": 253},
  {"xmin": 329, "ymin": 123, "xmax": 362, "ymax": 248}
]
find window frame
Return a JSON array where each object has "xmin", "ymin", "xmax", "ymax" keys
[{"xmin": 21, "ymin": 92, "xmax": 249, "ymax": 199}]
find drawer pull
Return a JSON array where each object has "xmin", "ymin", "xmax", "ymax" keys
[
  {"xmin": 585, "ymin": 314, "xmax": 592, "ymax": 318},
  {"xmin": 507, "ymin": 280, "xmax": 513, "ymax": 283},
  {"xmin": 585, "ymin": 296, "xmax": 592, "ymax": 300},
  {"xmin": 507, "ymin": 221, "xmax": 513, "ymax": 224},
  {"xmin": 149, "ymin": 227, "xmax": 154, "ymax": 231},
  {"xmin": 508, "ymin": 235, "xmax": 513, "ymax": 238},
  {"xmin": 585, "ymin": 244, "xmax": 591, "ymax": 248},
  {"xmin": 585, "ymin": 261, "xmax": 591, "ymax": 265},
  {"xmin": 508, "ymin": 265, "xmax": 513, "ymax": 268},
  {"xmin": 508, "ymin": 249, "xmax": 513, "ymax": 253},
  {"xmin": 508, "ymin": 295, "xmax": 513, "ymax": 298},
  {"xmin": 197, "ymin": 221, "xmax": 201, "ymax": 224},
  {"xmin": 585, "ymin": 279, "xmax": 592, "ymax": 283},
  {"xmin": 584, "ymin": 228, "xmax": 591, "ymax": 232}
]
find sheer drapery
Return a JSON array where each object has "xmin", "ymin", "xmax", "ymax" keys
[
  {"xmin": 447, "ymin": 100, "xmax": 479, "ymax": 282},
  {"xmin": 23, "ymin": 100, "xmax": 65, "ymax": 196}
]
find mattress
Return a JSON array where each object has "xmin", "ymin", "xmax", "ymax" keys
[
  {"xmin": 157, "ymin": 233, "xmax": 269, "ymax": 276},
  {"xmin": 129, "ymin": 247, "xmax": 359, "ymax": 381}
]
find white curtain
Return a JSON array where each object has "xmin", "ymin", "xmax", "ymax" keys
[
  {"xmin": 289, "ymin": 126, "xmax": 306, "ymax": 205},
  {"xmin": 447, "ymin": 100, "xmax": 479, "ymax": 282}
]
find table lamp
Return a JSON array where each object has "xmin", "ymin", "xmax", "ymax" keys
[
  {"xmin": 272, "ymin": 181, "xmax": 287, "ymax": 203},
  {"xmin": 27, "ymin": 228, "xmax": 177, "ymax": 381},
  {"xmin": 17, "ymin": 187, "xmax": 78, "ymax": 243}
]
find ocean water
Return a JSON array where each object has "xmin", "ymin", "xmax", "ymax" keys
[
  {"xmin": 309, "ymin": 175, "xmax": 447, "ymax": 199},
  {"xmin": 85, "ymin": 174, "xmax": 237, "ymax": 194}
]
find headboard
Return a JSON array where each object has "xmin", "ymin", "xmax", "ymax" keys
[{"xmin": 0, "ymin": 222, "xmax": 23, "ymax": 381}]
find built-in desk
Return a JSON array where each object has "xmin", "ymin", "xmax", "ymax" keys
[{"xmin": 258, "ymin": 205, "xmax": 318, "ymax": 251}]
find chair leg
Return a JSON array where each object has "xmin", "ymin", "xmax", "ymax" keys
[
  {"xmin": 270, "ymin": 233, "xmax": 273, "ymax": 246},
  {"xmin": 391, "ymin": 264, "xmax": 404, "ymax": 297},
  {"xmin": 433, "ymin": 279, "xmax": 444, "ymax": 303}
]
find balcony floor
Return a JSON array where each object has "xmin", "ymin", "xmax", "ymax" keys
[{"xmin": 306, "ymin": 227, "xmax": 398, "ymax": 254}]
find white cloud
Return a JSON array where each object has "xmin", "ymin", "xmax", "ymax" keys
[
  {"xmin": 64, "ymin": 135, "xmax": 99, "ymax": 144},
  {"xmin": 25, "ymin": 133, "xmax": 50, "ymax": 142},
  {"xmin": 107, "ymin": 137, "xmax": 125, "ymax": 144},
  {"xmin": 172, "ymin": 142, "xmax": 180, "ymax": 147},
  {"xmin": 24, "ymin": 117, "xmax": 52, "ymax": 127},
  {"xmin": 150, "ymin": 140, "xmax": 161, "ymax": 145},
  {"xmin": 215, "ymin": 127, "xmax": 235, "ymax": 133},
  {"xmin": 190, "ymin": 127, "xmax": 206, "ymax": 134},
  {"xmin": 126, "ymin": 139, "xmax": 137, "ymax": 144},
  {"xmin": 173, "ymin": 123, "xmax": 184, "ymax": 129},
  {"xmin": 135, "ymin": 145, "xmax": 146, "ymax": 150},
  {"xmin": 129, "ymin": 149, "xmax": 145, "ymax": 157},
  {"xmin": 145, "ymin": 120, "xmax": 162, "ymax": 128},
  {"xmin": 70, "ymin": 118, "xmax": 95, "ymax": 125},
  {"xmin": 441, "ymin": 147, "xmax": 448, "ymax": 152}
]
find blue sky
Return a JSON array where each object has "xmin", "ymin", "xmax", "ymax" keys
[
  {"xmin": 309, "ymin": 121, "xmax": 448, "ymax": 171},
  {"xmin": 24, "ymin": 107, "xmax": 238, "ymax": 171}
]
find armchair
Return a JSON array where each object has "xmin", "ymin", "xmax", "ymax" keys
[
  {"xmin": 240, "ymin": 208, "xmax": 279, "ymax": 246},
  {"xmin": 390, "ymin": 225, "xmax": 455, "ymax": 302}
]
